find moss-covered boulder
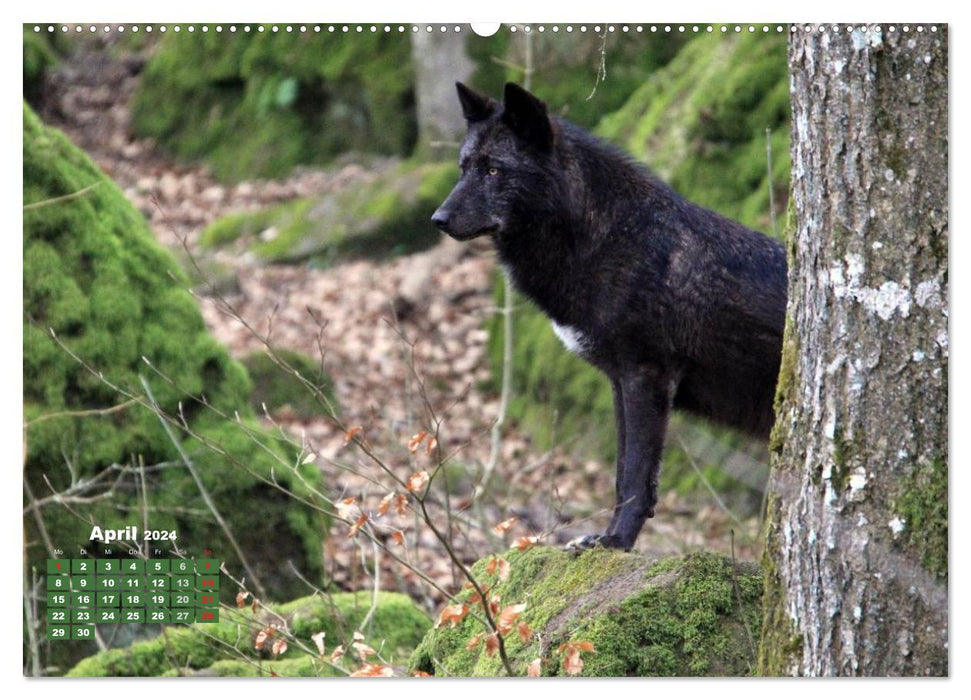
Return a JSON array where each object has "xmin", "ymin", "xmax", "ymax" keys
[
  {"xmin": 131, "ymin": 29, "xmax": 415, "ymax": 181},
  {"xmin": 410, "ymin": 548, "xmax": 761, "ymax": 677},
  {"xmin": 489, "ymin": 32, "xmax": 787, "ymax": 506},
  {"xmin": 200, "ymin": 159, "xmax": 456, "ymax": 265},
  {"xmin": 67, "ymin": 591, "xmax": 430, "ymax": 677},
  {"xmin": 24, "ymin": 103, "xmax": 327, "ymax": 625},
  {"xmin": 241, "ymin": 348, "xmax": 338, "ymax": 420}
]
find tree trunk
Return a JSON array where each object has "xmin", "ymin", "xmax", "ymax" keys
[
  {"xmin": 410, "ymin": 28, "xmax": 475, "ymax": 160},
  {"xmin": 759, "ymin": 25, "xmax": 948, "ymax": 676}
]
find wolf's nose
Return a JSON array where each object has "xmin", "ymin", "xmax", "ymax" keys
[{"xmin": 431, "ymin": 209, "xmax": 450, "ymax": 232}]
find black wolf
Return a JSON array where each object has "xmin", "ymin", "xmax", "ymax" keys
[{"xmin": 432, "ymin": 83, "xmax": 787, "ymax": 552}]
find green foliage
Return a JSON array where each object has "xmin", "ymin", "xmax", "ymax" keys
[
  {"xmin": 409, "ymin": 548, "xmax": 762, "ymax": 677},
  {"xmin": 23, "ymin": 103, "xmax": 328, "ymax": 650},
  {"xmin": 597, "ymin": 31, "xmax": 790, "ymax": 234},
  {"xmin": 131, "ymin": 29, "xmax": 415, "ymax": 181},
  {"xmin": 200, "ymin": 159, "xmax": 457, "ymax": 265},
  {"xmin": 489, "ymin": 32, "xmax": 788, "ymax": 506},
  {"xmin": 23, "ymin": 26, "xmax": 60, "ymax": 105},
  {"xmin": 67, "ymin": 592, "xmax": 430, "ymax": 677},
  {"xmin": 241, "ymin": 349, "xmax": 338, "ymax": 420}
]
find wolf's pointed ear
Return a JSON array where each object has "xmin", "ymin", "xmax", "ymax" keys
[
  {"xmin": 456, "ymin": 82, "xmax": 496, "ymax": 123},
  {"xmin": 502, "ymin": 82, "xmax": 554, "ymax": 151}
]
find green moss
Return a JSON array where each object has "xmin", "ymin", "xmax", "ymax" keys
[
  {"xmin": 410, "ymin": 548, "xmax": 761, "ymax": 677},
  {"xmin": 200, "ymin": 159, "xmax": 457, "ymax": 265},
  {"xmin": 895, "ymin": 458, "xmax": 948, "ymax": 582},
  {"xmin": 23, "ymin": 25, "xmax": 60, "ymax": 105},
  {"xmin": 23, "ymin": 105, "xmax": 328, "ymax": 675},
  {"xmin": 241, "ymin": 348, "xmax": 338, "ymax": 420},
  {"xmin": 597, "ymin": 31, "xmax": 789, "ymax": 234},
  {"xmin": 755, "ymin": 492, "xmax": 804, "ymax": 676},
  {"xmin": 131, "ymin": 29, "xmax": 415, "ymax": 181},
  {"xmin": 67, "ymin": 592, "xmax": 430, "ymax": 677}
]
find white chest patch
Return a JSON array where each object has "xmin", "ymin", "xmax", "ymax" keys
[{"xmin": 551, "ymin": 321, "xmax": 589, "ymax": 356}]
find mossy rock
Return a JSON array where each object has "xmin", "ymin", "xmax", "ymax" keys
[
  {"xmin": 410, "ymin": 548, "xmax": 762, "ymax": 677},
  {"xmin": 131, "ymin": 29, "xmax": 416, "ymax": 181},
  {"xmin": 67, "ymin": 591, "xmax": 431, "ymax": 677},
  {"xmin": 23, "ymin": 103, "xmax": 328, "ymax": 675},
  {"xmin": 200, "ymin": 159, "xmax": 457, "ymax": 265},
  {"xmin": 596, "ymin": 31, "xmax": 789, "ymax": 235},
  {"xmin": 241, "ymin": 348, "xmax": 338, "ymax": 420}
]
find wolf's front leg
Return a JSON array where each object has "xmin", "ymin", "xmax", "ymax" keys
[{"xmin": 567, "ymin": 366, "xmax": 675, "ymax": 553}]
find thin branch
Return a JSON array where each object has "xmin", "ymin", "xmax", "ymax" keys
[
  {"xmin": 139, "ymin": 375, "xmax": 268, "ymax": 601},
  {"xmin": 23, "ymin": 182, "xmax": 101, "ymax": 211}
]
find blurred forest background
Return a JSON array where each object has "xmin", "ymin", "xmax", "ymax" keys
[{"xmin": 23, "ymin": 23, "xmax": 790, "ymax": 676}]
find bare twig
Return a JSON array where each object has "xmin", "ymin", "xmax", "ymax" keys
[{"xmin": 139, "ymin": 375, "xmax": 268, "ymax": 600}]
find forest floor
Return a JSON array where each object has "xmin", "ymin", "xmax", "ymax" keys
[{"xmin": 38, "ymin": 36, "xmax": 762, "ymax": 611}]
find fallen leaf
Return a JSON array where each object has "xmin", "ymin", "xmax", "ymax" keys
[
  {"xmin": 350, "ymin": 663, "xmax": 394, "ymax": 677},
  {"xmin": 496, "ymin": 603, "xmax": 526, "ymax": 636},
  {"xmin": 271, "ymin": 637, "xmax": 288, "ymax": 656},
  {"xmin": 412, "ymin": 670, "xmax": 431, "ymax": 677},
  {"xmin": 254, "ymin": 627, "xmax": 275, "ymax": 651},
  {"xmin": 484, "ymin": 632, "xmax": 500, "ymax": 658},
  {"xmin": 435, "ymin": 603, "xmax": 469, "ymax": 629}
]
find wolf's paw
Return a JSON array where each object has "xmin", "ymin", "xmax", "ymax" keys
[{"xmin": 563, "ymin": 533, "xmax": 624, "ymax": 555}]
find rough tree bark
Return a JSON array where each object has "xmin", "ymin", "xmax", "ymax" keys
[{"xmin": 759, "ymin": 25, "xmax": 948, "ymax": 676}]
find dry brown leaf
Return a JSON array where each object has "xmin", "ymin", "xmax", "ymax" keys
[
  {"xmin": 343, "ymin": 426, "xmax": 362, "ymax": 446},
  {"xmin": 412, "ymin": 670, "xmax": 431, "ymax": 677},
  {"xmin": 512, "ymin": 535, "xmax": 540, "ymax": 552},
  {"xmin": 352, "ymin": 641, "xmax": 377, "ymax": 659},
  {"xmin": 406, "ymin": 471, "xmax": 430, "ymax": 493},
  {"xmin": 517, "ymin": 621, "xmax": 532, "ymax": 644},
  {"xmin": 336, "ymin": 497, "xmax": 357, "ymax": 520},
  {"xmin": 392, "ymin": 493, "xmax": 408, "ymax": 517},
  {"xmin": 497, "ymin": 603, "xmax": 526, "ymax": 636},
  {"xmin": 391, "ymin": 530, "xmax": 405, "ymax": 546},
  {"xmin": 235, "ymin": 591, "xmax": 249, "ymax": 608},
  {"xmin": 434, "ymin": 603, "xmax": 469, "ymax": 629},
  {"xmin": 425, "ymin": 435, "xmax": 438, "ymax": 456},
  {"xmin": 251, "ymin": 598, "xmax": 259, "ymax": 613},
  {"xmin": 377, "ymin": 492, "xmax": 395, "ymax": 517},
  {"xmin": 466, "ymin": 632, "xmax": 483, "ymax": 650},
  {"xmin": 527, "ymin": 658, "xmax": 542, "ymax": 677},
  {"xmin": 254, "ymin": 627, "xmax": 275, "ymax": 651},
  {"xmin": 347, "ymin": 513, "xmax": 368, "ymax": 538},
  {"xmin": 492, "ymin": 517, "xmax": 518, "ymax": 535},
  {"xmin": 330, "ymin": 645, "xmax": 345, "ymax": 663},
  {"xmin": 271, "ymin": 637, "xmax": 288, "ymax": 656},
  {"xmin": 557, "ymin": 640, "xmax": 595, "ymax": 676},
  {"xmin": 484, "ymin": 632, "xmax": 500, "ymax": 658},
  {"xmin": 311, "ymin": 631, "xmax": 326, "ymax": 657},
  {"xmin": 407, "ymin": 431, "xmax": 428, "ymax": 454},
  {"xmin": 350, "ymin": 663, "xmax": 394, "ymax": 677}
]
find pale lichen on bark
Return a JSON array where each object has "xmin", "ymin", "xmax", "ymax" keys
[{"xmin": 759, "ymin": 24, "xmax": 947, "ymax": 677}]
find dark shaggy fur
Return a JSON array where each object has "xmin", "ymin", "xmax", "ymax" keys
[{"xmin": 432, "ymin": 82, "xmax": 787, "ymax": 551}]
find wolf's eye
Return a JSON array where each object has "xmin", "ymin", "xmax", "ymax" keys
[{"xmin": 487, "ymin": 167, "xmax": 499, "ymax": 177}]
